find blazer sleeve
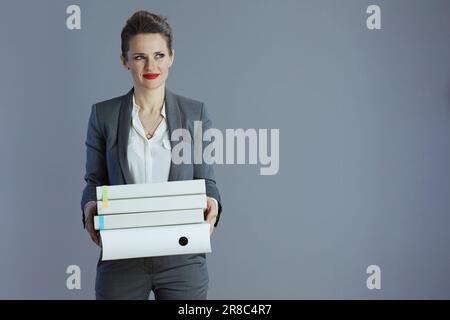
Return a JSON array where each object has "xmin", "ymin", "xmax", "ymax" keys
[
  {"xmin": 194, "ymin": 103, "xmax": 223, "ymax": 227},
  {"xmin": 80, "ymin": 104, "xmax": 109, "ymax": 228}
]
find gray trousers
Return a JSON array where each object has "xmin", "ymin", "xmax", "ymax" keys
[{"xmin": 95, "ymin": 253, "xmax": 209, "ymax": 300}]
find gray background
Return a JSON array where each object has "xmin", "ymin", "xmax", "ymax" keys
[{"xmin": 0, "ymin": 0, "xmax": 449, "ymax": 299}]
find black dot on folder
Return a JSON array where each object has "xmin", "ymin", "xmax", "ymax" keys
[{"xmin": 179, "ymin": 236, "xmax": 188, "ymax": 246}]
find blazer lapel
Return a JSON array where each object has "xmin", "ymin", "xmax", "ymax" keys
[
  {"xmin": 165, "ymin": 88, "xmax": 183, "ymax": 181},
  {"xmin": 117, "ymin": 87, "xmax": 134, "ymax": 184}
]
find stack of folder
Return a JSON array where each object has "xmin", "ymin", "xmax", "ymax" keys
[{"xmin": 94, "ymin": 180, "xmax": 211, "ymax": 261}]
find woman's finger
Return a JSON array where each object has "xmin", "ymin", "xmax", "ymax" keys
[
  {"xmin": 90, "ymin": 233, "xmax": 98, "ymax": 246},
  {"xmin": 88, "ymin": 229, "xmax": 100, "ymax": 246},
  {"xmin": 203, "ymin": 206, "xmax": 210, "ymax": 220},
  {"xmin": 96, "ymin": 231, "xmax": 102, "ymax": 247},
  {"xmin": 207, "ymin": 215, "xmax": 216, "ymax": 235}
]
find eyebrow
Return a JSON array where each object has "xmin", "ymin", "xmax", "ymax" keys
[{"xmin": 132, "ymin": 51, "xmax": 165, "ymax": 55}]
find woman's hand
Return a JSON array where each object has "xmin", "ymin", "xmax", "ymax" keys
[
  {"xmin": 85, "ymin": 201, "xmax": 101, "ymax": 247},
  {"xmin": 204, "ymin": 197, "xmax": 218, "ymax": 235}
]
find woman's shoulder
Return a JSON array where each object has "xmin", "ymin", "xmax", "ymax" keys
[
  {"xmin": 171, "ymin": 90, "xmax": 203, "ymax": 107},
  {"xmin": 93, "ymin": 94, "xmax": 125, "ymax": 110},
  {"xmin": 168, "ymin": 89, "xmax": 205, "ymax": 117},
  {"xmin": 90, "ymin": 91, "xmax": 130, "ymax": 122}
]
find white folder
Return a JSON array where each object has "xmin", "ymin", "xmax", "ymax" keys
[
  {"xmin": 94, "ymin": 209, "xmax": 204, "ymax": 230},
  {"xmin": 96, "ymin": 180, "xmax": 206, "ymax": 201},
  {"xmin": 100, "ymin": 223, "xmax": 211, "ymax": 261},
  {"xmin": 97, "ymin": 194, "xmax": 207, "ymax": 215}
]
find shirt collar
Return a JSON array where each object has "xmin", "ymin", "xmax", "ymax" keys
[{"xmin": 132, "ymin": 94, "xmax": 166, "ymax": 118}]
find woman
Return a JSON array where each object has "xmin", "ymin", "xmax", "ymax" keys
[{"xmin": 80, "ymin": 10, "xmax": 222, "ymax": 300}]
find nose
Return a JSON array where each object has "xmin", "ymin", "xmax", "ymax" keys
[{"xmin": 145, "ymin": 57, "xmax": 157, "ymax": 71}]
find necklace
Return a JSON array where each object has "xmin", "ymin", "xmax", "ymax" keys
[{"xmin": 145, "ymin": 115, "xmax": 163, "ymax": 139}]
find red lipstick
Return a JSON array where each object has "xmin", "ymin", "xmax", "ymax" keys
[{"xmin": 143, "ymin": 73, "xmax": 160, "ymax": 80}]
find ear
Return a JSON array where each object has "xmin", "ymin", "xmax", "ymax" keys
[
  {"xmin": 120, "ymin": 54, "xmax": 129, "ymax": 70},
  {"xmin": 169, "ymin": 49, "xmax": 175, "ymax": 67}
]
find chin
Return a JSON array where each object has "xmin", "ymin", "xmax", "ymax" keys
[{"xmin": 139, "ymin": 81, "xmax": 164, "ymax": 90}]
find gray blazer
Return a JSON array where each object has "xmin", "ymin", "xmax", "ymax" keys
[{"xmin": 80, "ymin": 87, "xmax": 222, "ymax": 228}]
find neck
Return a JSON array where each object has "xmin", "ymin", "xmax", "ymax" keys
[{"xmin": 133, "ymin": 85, "xmax": 165, "ymax": 114}]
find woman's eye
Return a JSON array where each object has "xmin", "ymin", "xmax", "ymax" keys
[
  {"xmin": 156, "ymin": 53, "xmax": 165, "ymax": 59},
  {"xmin": 134, "ymin": 56, "xmax": 144, "ymax": 60}
]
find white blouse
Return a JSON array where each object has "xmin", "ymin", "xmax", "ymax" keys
[{"xmin": 127, "ymin": 95, "xmax": 172, "ymax": 184}]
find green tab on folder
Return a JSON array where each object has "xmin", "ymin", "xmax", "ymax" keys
[{"xmin": 102, "ymin": 186, "xmax": 108, "ymax": 209}]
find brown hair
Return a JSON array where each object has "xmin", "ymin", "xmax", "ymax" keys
[{"xmin": 121, "ymin": 10, "xmax": 173, "ymax": 61}]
